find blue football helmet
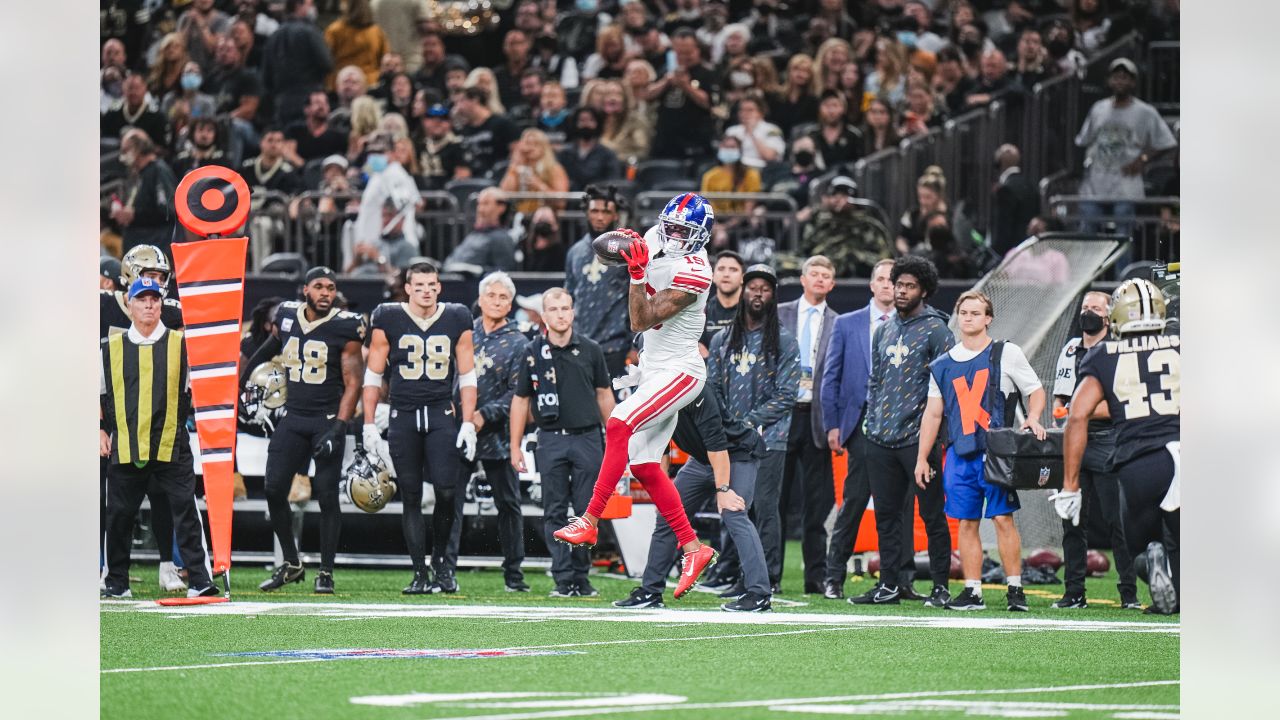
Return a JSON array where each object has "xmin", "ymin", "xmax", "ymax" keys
[{"xmin": 657, "ymin": 193, "xmax": 714, "ymax": 257}]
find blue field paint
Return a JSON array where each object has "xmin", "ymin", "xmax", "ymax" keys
[{"xmin": 217, "ymin": 648, "xmax": 581, "ymax": 661}]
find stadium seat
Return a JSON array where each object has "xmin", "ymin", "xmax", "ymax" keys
[
  {"xmin": 301, "ymin": 158, "xmax": 325, "ymax": 191},
  {"xmin": 444, "ymin": 177, "xmax": 496, "ymax": 213},
  {"xmin": 259, "ymin": 252, "xmax": 308, "ymax": 280},
  {"xmin": 649, "ymin": 178, "xmax": 699, "ymax": 193},
  {"xmin": 635, "ymin": 159, "xmax": 690, "ymax": 190},
  {"xmin": 1118, "ymin": 260, "xmax": 1158, "ymax": 281}
]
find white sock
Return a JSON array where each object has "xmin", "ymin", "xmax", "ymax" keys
[
  {"xmin": 965, "ymin": 579, "xmax": 982, "ymax": 596},
  {"xmin": 1007, "ymin": 576, "xmax": 1022, "ymax": 588}
]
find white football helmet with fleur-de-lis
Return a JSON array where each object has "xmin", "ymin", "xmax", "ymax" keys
[
  {"xmin": 119, "ymin": 244, "xmax": 172, "ymax": 288},
  {"xmin": 239, "ymin": 360, "xmax": 287, "ymax": 434}
]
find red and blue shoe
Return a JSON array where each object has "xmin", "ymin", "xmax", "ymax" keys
[
  {"xmin": 553, "ymin": 517, "xmax": 598, "ymax": 547},
  {"xmin": 673, "ymin": 545, "xmax": 718, "ymax": 599}
]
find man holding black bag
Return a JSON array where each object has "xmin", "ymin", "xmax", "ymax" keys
[{"xmin": 915, "ymin": 291, "xmax": 1046, "ymax": 612}]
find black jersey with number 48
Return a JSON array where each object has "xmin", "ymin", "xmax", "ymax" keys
[
  {"xmin": 372, "ymin": 302, "xmax": 472, "ymax": 409},
  {"xmin": 1078, "ymin": 333, "xmax": 1180, "ymax": 466},
  {"xmin": 276, "ymin": 301, "xmax": 367, "ymax": 415}
]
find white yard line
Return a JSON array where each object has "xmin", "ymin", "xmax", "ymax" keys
[
  {"xmin": 99, "ymin": 599, "xmax": 1179, "ymax": 635},
  {"xmin": 419, "ymin": 681, "xmax": 1180, "ymax": 720}
]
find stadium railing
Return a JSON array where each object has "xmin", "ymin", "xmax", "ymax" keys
[
  {"xmin": 275, "ymin": 191, "xmax": 463, "ymax": 270},
  {"xmin": 1146, "ymin": 41, "xmax": 1180, "ymax": 115},
  {"xmin": 633, "ymin": 191, "xmax": 802, "ymax": 252},
  {"xmin": 1046, "ymin": 195, "xmax": 1180, "ymax": 263}
]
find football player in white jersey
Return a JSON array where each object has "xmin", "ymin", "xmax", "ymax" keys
[{"xmin": 553, "ymin": 192, "xmax": 720, "ymax": 599}]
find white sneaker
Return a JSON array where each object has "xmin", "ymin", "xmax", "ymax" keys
[{"xmin": 159, "ymin": 561, "xmax": 187, "ymax": 592}]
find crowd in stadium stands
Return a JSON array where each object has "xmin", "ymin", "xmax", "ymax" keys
[
  {"xmin": 101, "ymin": 0, "xmax": 1180, "ymax": 278},
  {"xmin": 99, "ymin": 3, "xmax": 1180, "ymax": 613}
]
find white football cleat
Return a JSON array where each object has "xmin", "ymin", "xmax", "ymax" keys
[{"xmin": 159, "ymin": 561, "xmax": 188, "ymax": 592}]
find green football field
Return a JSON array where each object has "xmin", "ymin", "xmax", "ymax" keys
[{"xmin": 101, "ymin": 545, "xmax": 1179, "ymax": 719}]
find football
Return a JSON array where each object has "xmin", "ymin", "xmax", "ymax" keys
[
  {"xmin": 1026, "ymin": 548, "xmax": 1065, "ymax": 571},
  {"xmin": 591, "ymin": 229, "xmax": 637, "ymax": 266},
  {"xmin": 1086, "ymin": 549, "xmax": 1111, "ymax": 577}
]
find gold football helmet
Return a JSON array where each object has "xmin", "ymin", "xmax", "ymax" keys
[
  {"xmin": 239, "ymin": 361, "xmax": 287, "ymax": 433},
  {"xmin": 1109, "ymin": 278, "xmax": 1167, "ymax": 337},
  {"xmin": 344, "ymin": 451, "xmax": 397, "ymax": 513},
  {"xmin": 120, "ymin": 244, "xmax": 172, "ymax": 288}
]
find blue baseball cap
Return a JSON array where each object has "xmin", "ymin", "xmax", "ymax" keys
[
  {"xmin": 127, "ymin": 276, "xmax": 166, "ymax": 301},
  {"xmin": 425, "ymin": 103, "xmax": 450, "ymax": 118}
]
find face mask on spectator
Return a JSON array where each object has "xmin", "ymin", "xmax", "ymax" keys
[
  {"xmin": 104, "ymin": 79, "xmax": 123, "ymax": 97},
  {"xmin": 794, "ymin": 150, "xmax": 815, "ymax": 167},
  {"xmin": 541, "ymin": 108, "xmax": 569, "ymax": 127},
  {"xmin": 1079, "ymin": 310, "xmax": 1106, "ymax": 335},
  {"xmin": 1047, "ymin": 38, "xmax": 1070, "ymax": 58},
  {"xmin": 718, "ymin": 148, "xmax": 741, "ymax": 165},
  {"xmin": 730, "ymin": 71, "xmax": 754, "ymax": 89},
  {"xmin": 575, "ymin": 0, "xmax": 597, "ymax": 12},
  {"xmin": 120, "ymin": 151, "xmax": 136, "ymax": 167},
  {"xmin": 305, "ymin": 4, "xmax": 319, "ymax": 21},
  {"xmin": 366, "ymin": 153, "xmax": 389, "ymax": 174},
  {"xmin": 181, "ymin": 73, "xmax": 202, "ymax": 91},
  {"xmin": 960, "ymin": 38, "xmax": 982, "ymax": 56}
]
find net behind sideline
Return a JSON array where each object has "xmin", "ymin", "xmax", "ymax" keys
[{"xmin": 962, "ymin": 233, "xmax": 1128, "ymax": 551}]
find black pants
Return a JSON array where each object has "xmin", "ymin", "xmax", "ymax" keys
[
  {"xmin": 101, "ymin": 456, "xmax": 175, "ymax": 564},
  {"xmin": 1117, "ymin": 448, "xmax": 1180, "ymax": 596},
  {"xmin": 535, "ymin": 429, "xmax": 602, "ymax": 586},
  {"xmin": 103, "ymin": 442, "xmax": 212, "ymax": 591},
  {"xmin": 264, "ymin": 411, "xmax": 344, "ymax": 572},
  {"xmin": 866, "ymin": 439, "xmax": 951, "ymax": 589},
  {"xmin": 388, "ymin": 403, "xmax": 463, "ymax": 574},
  {"xmin": 825, "ymin": 427, "xmax": 872, "ymax": 585},
  {"xmin": 446, "ymin": 458, "xmax": 526, "ymax": 582},
  {"xmin": 1061, "ymin": 431, "xmax": 1137, "ymax": 597},
  {"xmin": 779, "ymin": 406, "xmax": 835, "ymax": 590}
]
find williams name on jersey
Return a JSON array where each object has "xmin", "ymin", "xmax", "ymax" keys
[{"xmin": 371, "ymin": 302, "xmax": 473, "ymax": 409}]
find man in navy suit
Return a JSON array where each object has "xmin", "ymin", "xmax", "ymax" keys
[
  {"xmin": 777, "ymin": 256, "xmax": 841, "ymax": 594},
  {"xmin": 819, "ymin": 259, "xmax": 898, "ymax": 599}
]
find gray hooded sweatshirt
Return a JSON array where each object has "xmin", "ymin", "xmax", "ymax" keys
[{"xmin": 864, "ymin": 305, "xmax": 954, "ymax": 448}]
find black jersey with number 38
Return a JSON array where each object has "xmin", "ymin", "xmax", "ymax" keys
[
  {"xmin": 276, "ymin": 301, "xmax": 367, "ymax": 415},
  {"xmin": 1078, "ymin": 333, "xmax": 1180, "ymax": 466},
  {"xmin": 372, "ymin": 302, "xmax": 472, "ymax": 409}
]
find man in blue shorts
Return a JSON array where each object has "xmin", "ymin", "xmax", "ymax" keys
[{"xmin": 914, "ymin": 291, "xmax": 1047, "ymax": 611}]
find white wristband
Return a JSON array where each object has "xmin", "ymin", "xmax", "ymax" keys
[
  {"xmin": 363, "ymin": 368, "xmax": 383, "ymax": 387},
  {"xmin": 458, "ymin": 369, "xmax": 477, "ymax": 388},
  {"xmin": 629, "ymin": 276, "xmax": 647, "ymax": 285}
]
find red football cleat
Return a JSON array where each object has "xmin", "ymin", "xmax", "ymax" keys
[
  {"xmin": 553, "ymin": 517, "xmax": 598, "ymax": 547},
  {"xmin": 673, "ymin": 545, "xmax": 718, "ymax": 599}
]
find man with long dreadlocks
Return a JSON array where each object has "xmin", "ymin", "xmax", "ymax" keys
[{"xmin": 705, "ymin": 264, "xmax": 800, "ymax": 596}]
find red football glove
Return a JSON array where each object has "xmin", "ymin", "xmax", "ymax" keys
[{"xmin": 618, "ymin": 235, "xmax": 649, "ymax": 282}]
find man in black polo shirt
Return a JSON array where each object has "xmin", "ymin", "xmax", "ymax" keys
[
  {"xmin": 615, "ymin": 385, "xmax": 773, "ymax": 612},
  {"xmin": 699, "ymin": 250, "xmax": 743, "ymax": 355},
  {"xmin": 510, "ymin": 287, "xmax": 615, "ymax": 598}
]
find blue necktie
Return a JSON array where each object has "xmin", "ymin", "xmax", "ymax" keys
[{"xmin": 801, "ymin": 307, "xmax": 817, "ymax": 372}]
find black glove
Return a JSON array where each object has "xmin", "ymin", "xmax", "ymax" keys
[{"xmin": 313, "ymin": 418, "xmax": 349, "ymax": 460}]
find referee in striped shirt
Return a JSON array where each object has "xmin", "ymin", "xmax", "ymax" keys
[{"xmin": 100, "ymin": 277, "xmax": 217, "ymax": 599}]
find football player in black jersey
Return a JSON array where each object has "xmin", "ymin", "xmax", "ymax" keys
[
  {"xmin": 244, "ymin": 267, "xmax": 367, "ymax": 594},
  {"xmin": 101, "ymin": 245, "xmax": 185, "ymax": 338},
  {"xmin": 98, "ymin": 243, "xmax": 187, "ymax": 592},
  {"xmin": 363, "ymin": 261, "xmax": 479, "ymax": 594},
  {"xmin": 1057, "ymin": 278, "xmax": 1180, "ymax": 614}
]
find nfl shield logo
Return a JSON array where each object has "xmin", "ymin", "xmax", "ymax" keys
[{"xmin": 1038, "ymin": 466, "xmax": 1052, "ymax": 487}]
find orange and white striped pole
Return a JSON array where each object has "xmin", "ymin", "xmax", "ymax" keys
[{"xmin": 168, "ymin": 166, "xmax": 250, "ymax": 599}]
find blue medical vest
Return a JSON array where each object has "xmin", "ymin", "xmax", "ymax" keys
[{"xmin": 929, "ymin": 342, "xmax": 1010, "ymax": 458}]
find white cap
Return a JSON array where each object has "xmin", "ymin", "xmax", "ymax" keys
[{"xmin": 322, "ymin": 154, "xmax": 349, "ymax": 170}]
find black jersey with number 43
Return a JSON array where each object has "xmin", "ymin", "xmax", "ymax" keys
[
  {"xmin": 1079, "ymin": 333, "xmax": 1180, "ymax": 466},
  {"xmin": 372, "ymin": 302, "xmax": 472, "ymax": 409},
  {"xmin": 276, "ymin": 301, "xmax": 367, "ymax": 415}
]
